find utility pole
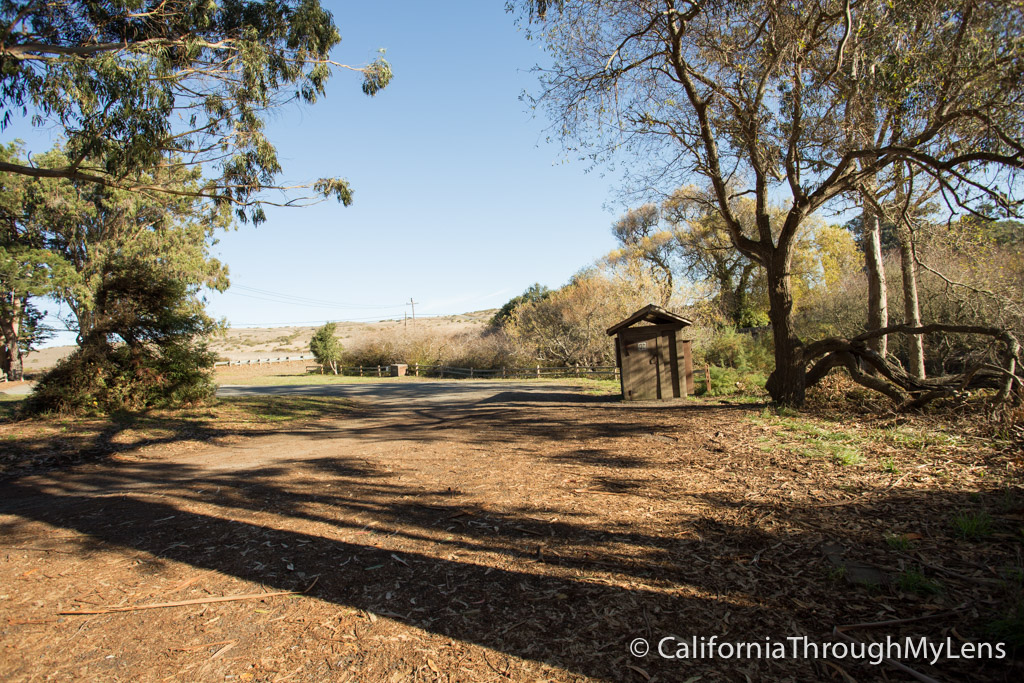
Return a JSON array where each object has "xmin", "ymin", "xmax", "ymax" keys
[{"xmin": 409, "ymin": 298, "xmax": 416, "ymax": 325}]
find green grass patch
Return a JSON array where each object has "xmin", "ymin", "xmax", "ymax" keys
[
  {"xmin": 216, "ymin": 372, "xmax": 623, "ymax": 395},
  {"xmin": 952, "ymin": 511, "xmax": 994, "ymax": 540},
  {"xmin": 695, "ymin": 366, "xmax": 768, "ymax": 397},
  {"xmin": 0, "ymin": 393, "xmax": 26, "ymax": 420},
  {"xmin": 885, "ymin": 533, "xmax": 912, "ymax": 551},
  {"xmin": 989, "ymin": 606, "xmax": 1024, "ymax": 652},
  {"xmin": 897, "ymin": 568, "xmax": 943, "ymax": 596},
  {"xmin": 748, "ymin": 410, "xmax": 864, "ymax": 465},
  {"xmin": 217, "ymin": 372, "xmax": 420, "ymax": 387},
  {"xmin": 827, "ymin": 444, "xmax": 864, "ymax": 465}
]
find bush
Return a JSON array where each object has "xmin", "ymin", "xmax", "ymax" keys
[
  {"xmin": 23, "ymin": 261, "xmax": 217, "ymax": 415},
  {"xmin": 24, "ymin": 336, "xmax": 216, "ymax": 415},
  {"xmin": 699, "ymin": 326, "xmax": 772, "ymax": 372},
  {"xmin": 696, "ymin": 365, "xmax": 769, "ymax": 397},
  {"xmin": 344, "ymin": 327, "xmax": 527, "ymax": 370}
]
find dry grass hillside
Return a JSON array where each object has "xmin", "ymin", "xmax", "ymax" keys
[{"xmin": 22, "ymin": 310, "xmax": 497, "ymax": 373}]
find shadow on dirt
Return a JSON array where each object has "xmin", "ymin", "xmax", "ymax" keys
[
  {"xmin": 2, "ymin": 382, "xmax": 1019, "ymax": 679},
  {"xmin": 2, "ymin": 449, "xmax": 1021, "ymax": 680}
]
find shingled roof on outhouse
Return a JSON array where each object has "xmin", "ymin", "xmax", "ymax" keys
[{"xmin": 606, "ymin": 304, "xmax": 693, "ymax": 337}]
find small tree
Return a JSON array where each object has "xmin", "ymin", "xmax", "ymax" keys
[{"xmin": 310, "ymin": 322, "xmax": 344, "ymax": 374}]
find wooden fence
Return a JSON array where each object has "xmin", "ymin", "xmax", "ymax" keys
[
  {"xmin": 221, "ymin": 359, "xmax": 712, "ymax": 392},
  {"xmin": 214, "ymin": 355, "xmax": 314, "ymax": 367},
  {"xmin": 309, "ymin": 362, "xmax": 712, "ymax": 392}
]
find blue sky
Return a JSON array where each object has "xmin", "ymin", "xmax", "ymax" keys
[
  {"xmin": 9, "ymin": 1, "xmax": 625, "ymax": 343},
  {"xmin": 207, "ymin": 1, "xmax": 625, "ymax": 327}
]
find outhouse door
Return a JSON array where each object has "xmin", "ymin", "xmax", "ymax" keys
[{"xmin": 624, "ymin": 335, "xmax": 663, "ymax": 400}]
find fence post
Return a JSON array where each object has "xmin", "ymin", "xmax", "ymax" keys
[
  {"xmin": 359, "ymin": 366, "xmax": 363, "ymax": 377},
  {"xmin": 502, "ymin": 366, "xmax": 506, "ymax": 379},
  {"xmin": 470, "ymin": 368, "xmax": 474, "ymax": 379},
  {"xmin": 536, "ymin": 365, "xmax": 541, "ymax": 379},
  {"xmin": 377, "ymin": 365, "xmax": 382, "ymax": 377},
  {"xmin": 414, "ymin": 363, "xmax": 419, "ymax": 377},
  {"xmin": 575, "ymin": 364, "xmax": 580, "ymax": 378},
  {"xmin": 439, "ymin": 366, "xmax": 445, "ymax": 378},
  {"xmin": 705, "ymin": 365, "xmax": 712, "ymax": 393}
]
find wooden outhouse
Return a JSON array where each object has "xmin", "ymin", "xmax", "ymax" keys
[{"xmin": 607, "ymin": 304, "xmax": 694, "ymax": 401}]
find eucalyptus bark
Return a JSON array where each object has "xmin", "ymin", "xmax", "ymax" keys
[
  {"xmin": 897, "ymin": 225, "xmax": 925, "ymax": 378},
  {"xmin": 863, "ymin": 202, "xmax": 888, "ymax": 358}
]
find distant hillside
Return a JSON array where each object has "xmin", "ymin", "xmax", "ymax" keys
[
  {"xmin": 207, "ymin": 310, "xmax": 497, "ymax": 361},
  {"xmin": 24, "ymin": 310, "xmax": 498, "ymax": 371}
]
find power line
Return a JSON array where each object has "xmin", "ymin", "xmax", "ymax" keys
[
  {"xmin": 227, "ymin": 284, "xmax": 406, "ymax": 309},
  {"xmin": 225, "ymin": 313, "xmax": 462, "ymax": 327}
]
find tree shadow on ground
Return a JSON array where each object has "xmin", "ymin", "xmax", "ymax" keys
[
  {"xmin": 0, "ymin": 389, "xmax": 751, "ymax": 482},
  {"xmin": 0, "ymin": 396, "xmax": 359, "ymax": 480},
  {"xmin": 2, "ymin": 451, "xmax": 1021, "ymax": 681}
]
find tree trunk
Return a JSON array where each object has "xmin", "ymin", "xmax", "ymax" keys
[
  {"xmin": 863, "ymin": 202, "xmax": 888, "ymax": 358},
  {"xmin": 897, "ymin": 226, "xmax": 925, "ymax": 378},
  {"xmin": 73, "ymin": 304, "xmax": 94, "ymax": 345},
  {"xmin": 0, "ymin": 296, "xmax": 23, "ymax": 381},
  {"xmin": 764, "ymin": 253, "xmax": 805, "ymax": 406}
]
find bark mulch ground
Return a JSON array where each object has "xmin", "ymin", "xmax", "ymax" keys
[{"xmin": 0, "ymin": 381, "xmax": 1021, "ymax": 682}]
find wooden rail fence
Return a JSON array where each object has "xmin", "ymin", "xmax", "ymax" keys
[
  {"xmin": 214, "ymin": 355, "xmax": 314, "ymax": 367},
  {"xmin": 312, "ymin": 363, "xmax": 712, "ymax": 391},
  {"xmin": 218, "ymin": 358, "xmax": 712, "ymax": 392}
]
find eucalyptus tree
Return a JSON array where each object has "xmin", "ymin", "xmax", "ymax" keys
[
  {"xmin": 0, "ymin": 144, "xmax": 78, "ymax": 380},
  {"xmin": 515, "ymin": 0, "xmax": 1024, "ymax": 405},
  {"xmin": 0, "ymin": 0, "xmax": 392, "ymax": 223}
]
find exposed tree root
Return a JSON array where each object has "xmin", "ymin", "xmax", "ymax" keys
[{"xmin": 804, "ymin": 324, "xmax": 1022, "ymax": 410}]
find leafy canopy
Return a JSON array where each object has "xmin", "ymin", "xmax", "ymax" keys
[{"xmin": 0, "ymin": 0, "xmax": 392, "ymax": 223}]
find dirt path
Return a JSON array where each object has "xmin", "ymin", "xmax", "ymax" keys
[{"xmin": 0, "ymin": 381, "xmax": 1019, "ymax": 682}]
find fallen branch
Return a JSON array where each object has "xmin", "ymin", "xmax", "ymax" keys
[{"xmin": 60, "ymin": 577, "xmax": 318, "ymax": 615}]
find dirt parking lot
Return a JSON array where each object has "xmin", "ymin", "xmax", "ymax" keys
[{"xmin": 0, "ymin": 380, "xmax": 1020, "ymax": 681}]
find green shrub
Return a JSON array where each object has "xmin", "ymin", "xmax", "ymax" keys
[
  {"xmin": 24, "ymin": 337, "xmax": 216, "ymax": 415},
  {"xmin": 700, "ymin": 327, "xmax": 772, "ymax": 372},
  {"xmin": 23, "ymin": 262, "xmax": 217, "ymax": 415},
  {"xmin": 697, "ymin": 365, "xmax": 769, "ymax": 397}
]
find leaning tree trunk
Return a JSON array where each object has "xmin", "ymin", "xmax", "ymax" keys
[
  {"xmin": 863, "ymin": 201, "xmax": 889, "ymax": 359},
  {"xmin": 764, "ymin": 253, "xmax": 805, "ymax": 406},
  {"xmin": 897, "ymin": 224, "xmax": 925, "ymax": 378}
]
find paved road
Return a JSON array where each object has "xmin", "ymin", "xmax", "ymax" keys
[{"xmin": 217, "ymin": 380, "xmax": 614, "ymax": 408}]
